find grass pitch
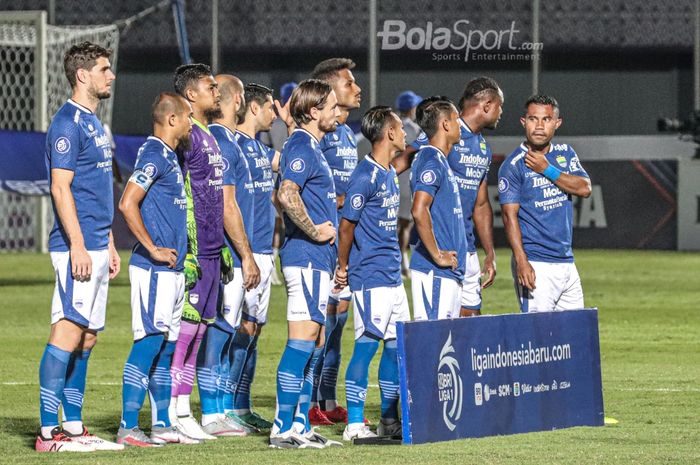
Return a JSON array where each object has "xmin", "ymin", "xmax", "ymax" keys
[{"xmin": 0, "ymin": 249, "xmax": 698, "ymax": 464}]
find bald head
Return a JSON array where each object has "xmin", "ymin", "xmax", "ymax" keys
[
  {"xmin": 152, "ymin": 92, "xmax": 189, "ymax": 126},
  {"xmin": 215, "ymin": 74, "xmax": 244, "ymax": 105}
]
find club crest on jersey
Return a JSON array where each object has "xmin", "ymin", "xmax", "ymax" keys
[
  {"xmin": 248, "ymin": 145, "xmax": 254, "ymax": 152},
  {"xmin": 189, "ymin": 293, "xmax": 199, "ymax": 305},
  {"xmin": 556, "ymin": 155, "xmax": 567, "ymax": 167},
  {"xmin": 421, "ymin": 170, "xmax": 436, "ymax": 185},
  {"xmin": 290, "ymin": 158, "xmax": 305, "ymax": 173},
  {"xmin": 480, "ymin": 141, "xmax": 487, "ymax": 154},
  {"xmin": 350, "ymin": 193, "xmax": 365, "ymax": 210},
  {"xmin": 459, "ymin": 140, "xmax": 465, "ymax": 146},
  {"xmin": 498, "ymin": 178, "xmax": 509, "ymax": 193},
  {"xmin": 142, "ymin": 163, "xmax": 158, "ymax": 178},
  {"xmin": 55, "ymin": 137, "xmax": 71, "ymax": 154},
  {"xmin": 333, "ymin": 133, "xmax": 339, "ymax": 141}
]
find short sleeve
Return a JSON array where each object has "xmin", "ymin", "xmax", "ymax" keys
[
  {"xmin": 129, "ymin": 147, "xmax": 166, "ymax": 192},
  {"xmin": 567, "ymin": 147, "xmax": 589, "ymax": 178},
  {"xmin": 221, "ymin": 141, "xmax": 238, "ymax": 187},
  {"xmin": 48, "ymin": 119, "xmax": 81, "ymax": 172},
  {"xmin": 497, "ymin": 158, "xmax": 522, "ymax": 205},
  {"xmin": 413, "ymin": 155, "xmax": 442, "ymax": 197},
  {"xmin": 281, "ymin": 146, "xmax": 314, "ymax": 189},
  {"xmin": 410, "ymin": 131, "xmax": 429, "ymax": 150},
  {"xmin": 341, "ymin": 169, "xmax": 374, "ymax": 222}
]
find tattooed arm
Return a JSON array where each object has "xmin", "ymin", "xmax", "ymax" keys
[{"xmin": 278, "ymin": 179, "xmax": 336, "ymax": 243}]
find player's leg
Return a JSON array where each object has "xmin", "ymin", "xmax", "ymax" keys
[
  {"xmin": 319, "ymin": 287, "xmax": 350, "ymax": 421},
  {"xmin": 460, "ymin": 252, "xmax": 482, "ymax": 317},
  {"xmin": 411, "ymin": 269, "xmax": 460, "ymax": 320},
  {"xmin": 554, "ymin": 263, "xmax": 585, "ymax": 311},
  {"xmin": 512, "ymin": 259, "xmax": 558, "ymax": 312},
  {"xmin": 376, "ymin": 285, "xmax": 410, "ymax": 438},
  {"xmin": 343, "ymin": 288, "xmax": 383, "ymax": 440},
  {"xmin": 270, "ymin": 267, "xmax": 332, "ymax": 448}
]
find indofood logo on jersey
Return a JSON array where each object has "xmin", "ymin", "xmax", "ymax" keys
[
  {"xmin": 378, "ymin": 19, "xmax": 543, "ymax": 62},
  {"xmin": 437, "ymin": 331, "xmax": 463, "ymax": 431}
]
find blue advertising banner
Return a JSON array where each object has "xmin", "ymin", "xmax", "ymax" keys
[
  {"xmin": 0, "ymin": 130, "xmax": 145, "ymax": 195},
  {"xmin": 396, "ymin": 309, "xmax": 604, "ymax": 444}
]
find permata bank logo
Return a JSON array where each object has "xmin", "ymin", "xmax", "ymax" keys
[
  {"xmin": 437, "ymin": 331, "xmax": 463, "ymax": 431},
  {"xmin": 378, "ymin": 19, "xmax": 543, "ymax": 62}
]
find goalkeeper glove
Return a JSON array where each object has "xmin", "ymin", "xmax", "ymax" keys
[
  {"xmin": 220, "ymin": 246, "xmax": 235, "ymax": 285},
  {"xmin": 184, "ymin": 253, "xmax": 201, "ymax": 290}
]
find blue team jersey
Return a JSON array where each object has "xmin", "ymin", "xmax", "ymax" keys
[
  {"xmin": 280, "ymin": 129, "xmax": 338, "ymax": 274},
  {"xmin": 46, "ymin": 100, "xmax": 114, "ymax": 252},
  {"xmin": 498, "ymin": 141, "xmax": 589, "ymax": 263},
  {"xmin": 320, "ymin": 123, "xmax": 358, "ymax": 198},
  {"xmin": 210, "ymin": 124, "xmax": 255, "ymax": 265},
  {"xmin": 412, "ymin": 118, "xmax": 491, "ymax": 252},
  {"xmin": 235, "ymin": 130, "xmax": 276, "ymax": 254},
  {"xmin": 128, "ymin": 137, "xmax": 187, "ymax": 272},
  {"xmin": 409, "ymin": 145, "xmax": 467, "ymax": 282},
  {"xmin": 342, "ymin": 156, "xmax": 402, "ymax": 291}
]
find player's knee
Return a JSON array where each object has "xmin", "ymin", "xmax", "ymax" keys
[
  {"xmin": 48, "ymin": 319, "xmax": 86, "ymax": 351},
  {"xmin": 81, "ymin": 331, "xmax": 98, "ymax": 350},
  {"xmin": 239, "ymin": 320, "xmax": 257, "ymax": 336},
  {"xmin": 460, "ymin": 308, "xmax": 481, "ymax": 317}
]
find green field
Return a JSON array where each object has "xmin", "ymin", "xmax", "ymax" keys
[{"xmin": 1, "ymin": 249, "xmax": 698, "ymax": 465}]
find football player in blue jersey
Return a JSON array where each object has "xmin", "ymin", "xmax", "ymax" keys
[
  {"xmin": 394, "ymin": 77, "xmax": 502, "ymax": 318},
  {"xmin": 225, "ymin": 83, "xmax": 286, "ymax": 431},
  {"xmin": 117, "ymin": 93, "xmax": 201, "ymax": 446},
  {"xmin": 37, "ymin": 41, "xmax": 123, "ymax": 453},
  {"xmin": 198, "ymin": 74, "xmax": 260, "ymax": 437},
  {"xmin": 334, "ymin": 106, "xmax": 409, "ymax": 440},
  {"xmin": 409, "ymin": 98, "xmax": 468, "ymax": 320},
  {"xmin": 499, "ymin": 95, "xmax": 591, "ymax": 312},
  {"xmin": 270, "ymin": 79, "xmax": 342, "ymax": 449},
  {"xmin": 309, "ymin": 57, "xmax": 362, "ymax": 425}
]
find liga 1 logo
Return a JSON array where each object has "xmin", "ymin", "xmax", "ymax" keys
[{"xmin": 437, "ymin": 331, "xmax": 463, "ymax": 431}]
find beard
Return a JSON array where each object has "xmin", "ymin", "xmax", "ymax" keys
[
  {"xmin": 204, "ymin": 106, "xmax": 224, "ymax": 123},
  {"xmin": 319, "ymin": 118, "xmax": 338, "ymax": 134}
]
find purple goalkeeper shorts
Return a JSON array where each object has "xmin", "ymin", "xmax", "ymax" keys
[{"xmin": 183, "ymin": 256, "xmax": 221, "ymax": 323}]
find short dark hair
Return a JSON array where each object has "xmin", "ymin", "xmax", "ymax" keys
[
  {"xmin": 417, "ymin": 98, "xmax": 457, "ymax": 139},
  {"xmin": 361, "ymin": 106, "xmax": 395, "ymax": 144},
  {"xmin": 415, "ymin": 95, "xmax": 448, "ymax": 128},
  {"xmin": 238, "ymin": 83, "xmax": 273, "ymax": 123},
  {"xmin": 459, "ymin": 76, "xmax": 501, "ymax": 110},
  {"xmin": 63, "ymin": 41, "xmax": 111, "ymax": 88},
  {"xmin": 311, "ymin": 58, "xmax": 356, "ymax": 82},
  {"xmin": 151, "ymin": 92, "xmax": 187, "ymax": 125},
  {"xmin": 524, "ymin": 94, "xmax": 560, "ymax": 116},
  {"xmin": 173, "ymin": 63, "xmax": 212, "ymax": 97},
  {"xmin": 289, "ymin": 79, "xmax": 333, "ymax": 126}
]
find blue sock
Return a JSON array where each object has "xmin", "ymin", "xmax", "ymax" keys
[
  {"xmin": 121, "ymin": 334, "xmax": 164, "ymax": 429},
  {"xmin": 217, "ymin": 334, "xmax": 233, "ymax": 413},
  {"xmin": 234, "ymin": 334, "xmax": 259, "ymax": 413},
  {"xmin": 197, "ymin": 325, "xmax": 231, "ymax": 416},
  {"xmin": 345, "ymin": 335, "xmax": 380, "ymax": 424},
  {"xmin": 378, "ymin": 339, "xmax": 400, "ymax": 420},
  {"xmin": 320, "ymin": 310, "xmax": 348, "ymax": 406},
  {"xmin": 273, "ymin": 339, "xmax": 314, "ymax": 433},
  {"xmin": 62, "ymin": 349, "xmax": 91, "ymax": 423},
  {"xmin": 294, "ymin": 346, "xmax": 323, "ymax": 432},
  {"xmin": 229, "ymin": 330, "xmax": 253, "ymax": 412},
  {"xmin": 149, "ymin": 340, "xmax": 175, "ymax": 427},
  {"xmin": 311, "ymin": 313, "xmax": 335, "ymax": 404},
  {"xmin": 39, "ymin": 344, "xmax": 71, "ymax": 427}
]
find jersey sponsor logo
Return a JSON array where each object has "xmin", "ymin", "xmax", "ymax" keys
[
  {"xmin": 55, "ymin": 137, "xmax": 71, "ymax": 154},
  {"xmin": 532, "ymin": 176, "xmax": 551, "ymax": 188},
  {"xmin": 93, "ymin": 134, "xmax": 111, "ymax": 147},
  {"xmin": 350, "ymin": 193, "xmax": 365, "ymax": 210},
  {"xmin": 336, "ymin": 146, "xmax": 357, "ymax": 158},
  {"xmin": 458, "ymin": 153, "xmax": 489, "ymax": 167},
  {"xmin": 142, "ymin": 163, "xmax": 158, "ymax": 178},
  {"xmin": 333, "ymin": 133, "xmax": 339, "ymax": 141},
  {"xmin": 421, "ymin": 169, "xmax": 436, "ymax": 185},
  {"xmin": 459, "ymin": 139, "xmax": 465, "ymax": 146},
  {"xmin": 290, "ymin": 158, "xmax": 305, "ymax": 173},
  {"xmin": 498, "ymin": 178, "xmax": 509, "ymax": 193},
  {"xmin": 556, "ymin": 155, "xmax": 567, "ymax": 168},
  {"xmin": 438, "ymin": 331, "xmax": 463, "ymax": 431}
]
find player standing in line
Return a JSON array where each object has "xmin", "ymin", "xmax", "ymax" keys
[
  {"xmin": 37, "ymin": 41, "xmax": 123, "ymax": 453},
  {"xmin": 499, "ymin": 95, "xmax": 591, "ymax": 312},
  {"xmin": 117, "ymin": 93, "xmax": 201, "ymax": 446},
  {"xmin": 409, "ymin": 98, "xmax": 467, "ymax": 320},
  {"xmin": 226, "ymin": 83, "xmax": 285, "ymax": 431},
  {"xmin": 198, "ymin": 74, "xmax": 260, "ymax": 437},
  {"xmin": 169, "ymin": 63, "xmax": 230, "ymax": 441},
  {"xmin": 308, "ymin": 58, "xmax": 362, "ymax": 425},
  {"xmin": 393, "ymin": 77, "xmax": 502, "ymax": 316},
  {"xmin": 269, "ymin": 79, "xmax": 342, "ymax": 448},
  {"xmin": 335, "ymin": 107, "xmax": 409, "ymax": 440}
]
